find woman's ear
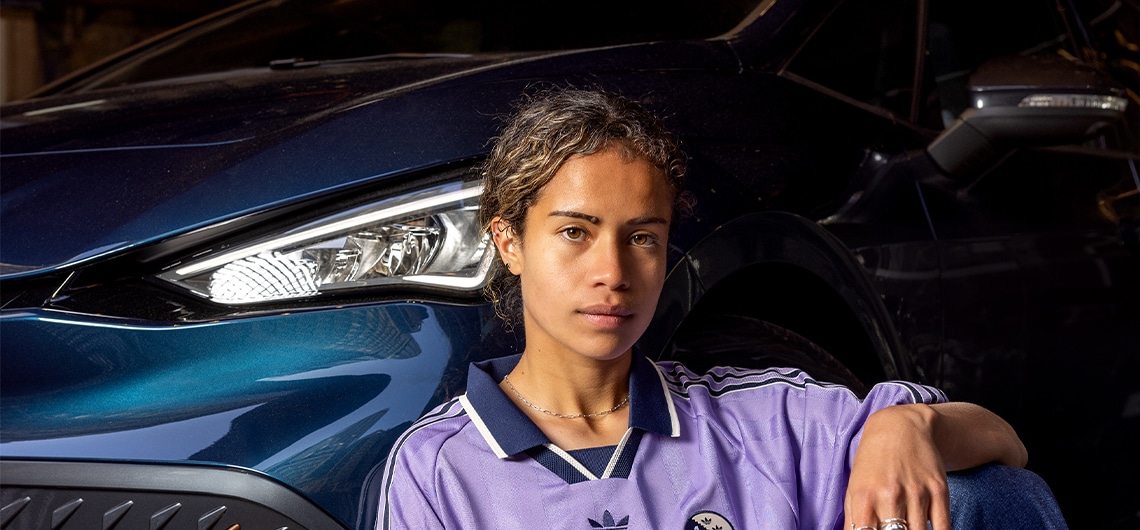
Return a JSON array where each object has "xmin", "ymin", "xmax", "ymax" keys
[{"xmin": 491, "ymin": 217, "xmax": 522, "ymax": 275}]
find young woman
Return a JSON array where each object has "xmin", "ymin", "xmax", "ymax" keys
[{"xmin": 379, "ymin": 88, "xmax": 1065, "ymax": 530}]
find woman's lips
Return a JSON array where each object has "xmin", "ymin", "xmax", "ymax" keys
[{"xmin": 578, "ymin": 305, "xmax": 633, "ymax": 329}]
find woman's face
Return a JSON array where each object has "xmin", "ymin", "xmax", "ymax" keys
[{"xmin": 494, "ymin": 146, "xmax": 673, "ymax": 363}]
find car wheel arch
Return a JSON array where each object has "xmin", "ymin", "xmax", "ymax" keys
[{"xmin": 642, "ymin": 211, "xmax": 912, "ymax": 384}]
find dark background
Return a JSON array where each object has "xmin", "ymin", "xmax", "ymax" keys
[{"xmin": 0, "ymin": 0, "xmax": 240, "ymax": 102}]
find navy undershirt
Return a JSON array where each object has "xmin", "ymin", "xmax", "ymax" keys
[{"xmin": 565, "ymin": 445, "xmax": 618, "ymax": 477}]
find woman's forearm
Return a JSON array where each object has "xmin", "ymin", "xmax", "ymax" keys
[
  {"xmin": 928, "ymin": 401, "xmax": 1027, "ymax": 470},
  {"xmin": 867, "ymin": 401, "xmax": 1027, "ymax": 471},
  {"xmin": 866, "ymin": 398, "xmax": 1030, "ymax": 469}
]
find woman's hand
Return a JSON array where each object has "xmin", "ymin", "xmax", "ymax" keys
[
  {"xmin": 843, "ymin": 402, "xmax": 1027, "ymax": 530},
  {"xmin": 844, "ymin": 403, "xmax": 950, "ymax": 530}
]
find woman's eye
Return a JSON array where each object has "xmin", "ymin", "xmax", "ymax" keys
[
  {"xmin": 630, "ymin": 233, "xmax": 658, "ymax": 247},
  {"xmin": 562, "ymin": 227, "xmax": 585, "ymax": 240}
]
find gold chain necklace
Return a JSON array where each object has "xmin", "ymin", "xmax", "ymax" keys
[{"xmin": 502, "ymin": 374, "xmax": 629, "ymax": 419}]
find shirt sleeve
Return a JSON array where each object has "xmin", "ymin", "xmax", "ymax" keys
[
  {"xmin": 796, "ymin": 380, "xmax": 946, "ymax": 530},
  {"xmin": 378, "ymin": 438, "xmax": 447, "ymax": 530}
]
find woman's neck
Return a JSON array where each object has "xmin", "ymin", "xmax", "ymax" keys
[
  {"xmin": 511, "ymin": 347, "xmax": 631, "ymax": 413},
  {"xmin": 502, "ymin": 347, "xmax": 633, "ymax": 450}
]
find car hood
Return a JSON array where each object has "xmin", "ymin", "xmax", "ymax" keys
[{"xmin": 0, "ymin": 53, "xmax": 535, "ymax": 277}]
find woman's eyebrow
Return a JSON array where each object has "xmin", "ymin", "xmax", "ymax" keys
[
  {"xmin": 548, "ymin": 210, "xmax": 667, "ymax": 227},
  {"xmin": 549, "ymin": 210, "xmax": 600, "ymax": 224},
  {"xmin": 627, "ymin": 216, "xmax": 668, "ymax": 226}
]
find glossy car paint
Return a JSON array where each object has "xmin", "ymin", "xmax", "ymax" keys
[
  {"xmin": 3, "ymin": 0, "xmax": 1138, "ymax": 528},
  {"xmin": 1, "ymin": 302, "xmax": 505, "ymax": 525}
]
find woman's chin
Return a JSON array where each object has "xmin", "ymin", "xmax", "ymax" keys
[{"xmin": 568, "ymin": 337, "xmax": 640, "ymax": 363}]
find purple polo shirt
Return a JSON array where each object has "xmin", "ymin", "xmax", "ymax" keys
[{"xmin": 379, "ymin": 354, "xmax": 945, "ymax": 530}]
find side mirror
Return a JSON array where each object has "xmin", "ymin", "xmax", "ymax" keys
[{"xmin": 927, "ymin": 54, "xmax": 1128, "ymax": 180}]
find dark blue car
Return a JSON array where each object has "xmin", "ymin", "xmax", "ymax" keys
[{"xmin": 3, "ymin": 0, "xmax": 1138, "ymax": 528}]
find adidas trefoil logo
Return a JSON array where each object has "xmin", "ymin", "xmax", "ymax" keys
[{"xmin": 588, "ymin": 510, "xmax": 629, "ymax": 529}]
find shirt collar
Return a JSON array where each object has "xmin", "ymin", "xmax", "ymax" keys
[{"xmin": 461, "ymin": 354, "xmax": 678, "ymax": 459}]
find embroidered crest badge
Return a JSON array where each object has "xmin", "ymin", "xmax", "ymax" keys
[{"xmin": 685, "ymin": 511, "xmax": 735, "ymax": 530}]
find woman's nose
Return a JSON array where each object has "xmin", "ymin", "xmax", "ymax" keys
[{"xmin": 589, "ymin": 240, "xmax": 631, "ymax": 290}]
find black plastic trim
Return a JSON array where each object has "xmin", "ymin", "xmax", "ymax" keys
[{"xmin": 0, "ymin": 460, "xmax": 348, "ymax": 530}]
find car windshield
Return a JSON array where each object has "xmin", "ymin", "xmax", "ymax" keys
[{"xmin": 81, "ymin": 0, "xmax": 764, "ymax": 89}]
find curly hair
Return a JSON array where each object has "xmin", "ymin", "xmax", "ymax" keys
[{"xmin": 479, "ymin": 87, "xmax": 690, "ymax": 326}]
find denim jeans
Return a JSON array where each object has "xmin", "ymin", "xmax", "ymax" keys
[{"xmin": 948, "ymin": 465, "xmax": 1069, "ymax": 529}]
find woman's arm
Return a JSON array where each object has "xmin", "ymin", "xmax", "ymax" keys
[
  {"xmin": 843, "ymin": 402, "xmax": 1027, "ymax": 530},
  {"xmin": 924, "ymin": 402, "xmax": 1027, "ymax": 470}
]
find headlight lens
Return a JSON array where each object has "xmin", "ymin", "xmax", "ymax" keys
[{"xmin": 158, "ymin": 181, "xmax": 491, "ymax": 304}]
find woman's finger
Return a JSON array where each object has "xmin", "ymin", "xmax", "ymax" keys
[
  {"xmin": 865, "ymin": 487, "xmax": 907, "ymax": 530},
  {"xmin": 844, "ymin": 489, "xmax": 880, "ymax": 530},
  {"xmin": 876, "ymin": 499, "xmax": 909, "ymax": 530},
  {"xmin": 903, "ymin": 489, "xmax": 926, "ymax": 530},
  {"xmin": 928, "ymin": 478, "xmax": 952, "ymax": 530}
]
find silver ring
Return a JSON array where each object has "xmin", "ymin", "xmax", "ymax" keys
[{"xmin": 879, "ymin": 518, "xmax": 908, "ymax": 530}]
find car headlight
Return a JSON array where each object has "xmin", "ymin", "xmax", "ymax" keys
[{"xmin": 157, "ymin": 181, "xmax": 491, "ymax": 304}]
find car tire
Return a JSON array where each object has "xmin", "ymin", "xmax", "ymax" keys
[{"xmin": 663, "ymin": 312, "xmax": 870, "ymax": 396}]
